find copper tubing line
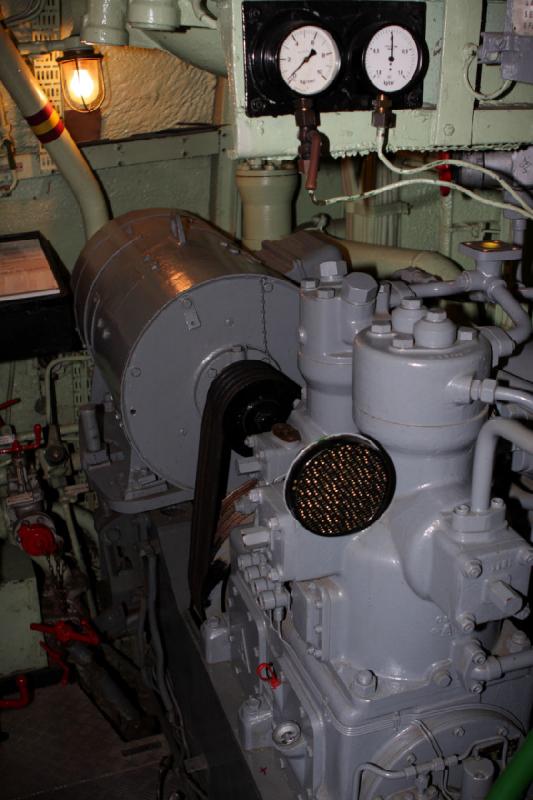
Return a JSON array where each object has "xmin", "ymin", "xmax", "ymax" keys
[{"xmin": 305, "ymin": 130, "xmax": 322, "ymax": 192}]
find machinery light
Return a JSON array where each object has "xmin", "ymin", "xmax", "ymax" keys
[{"xmin": 57, "ymin": 49, "xmax": 104, "ymax": 113}]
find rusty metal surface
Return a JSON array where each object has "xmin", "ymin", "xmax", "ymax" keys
[{"xmin": 0, "ymin": 683, "xmax": 167, "ymax": 800}]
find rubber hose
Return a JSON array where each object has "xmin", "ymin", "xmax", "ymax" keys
[{"xmin": 486, "ymin": 731, "xmax": 533, "ymax": 800}]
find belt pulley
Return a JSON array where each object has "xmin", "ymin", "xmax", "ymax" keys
[{"xmin": 188, "ymin": 360, "xmax": 301, "ymax": 621}]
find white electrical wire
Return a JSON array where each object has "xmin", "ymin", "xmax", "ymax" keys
[
  {"xmin": 309, "ymin": 178, "xmax": 533, "ymax": 221},
  {"xmin": 463, "ymin": 43, "xmax": 513, "ymax": 102},
  {"xmin": 375, "ymin": 128, "xmax": 533, "ymax": 215}
]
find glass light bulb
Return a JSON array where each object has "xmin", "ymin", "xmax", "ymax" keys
[
  {"xmin": 58, "ymin": 52, "xmax": 105, "ymax": 112},
  {"xmin": 68, "ymin": 69, "xmax": 96, "ymax": 104}
]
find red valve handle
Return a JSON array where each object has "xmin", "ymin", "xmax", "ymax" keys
[
  {"xmin": 30, "ymin": 618, "xmax": 100, "ymax": 646},
  {"xmin": 0, "ymin": 424, "xmax": 42, "ymax": 455},
  {"xmin": 256, "ymin": 662, "xmax": 282, "ymax": 689},
  {"xmin": 39, "ymin": 642, "xmax": 69, "ymax": 686},
  {"xmin": 0, "ymin": 675, "xmax": 30, "ymax": 709},
  {"xmin": 0, "ymin": 398, "xmax": 20, "ymax": 412}
]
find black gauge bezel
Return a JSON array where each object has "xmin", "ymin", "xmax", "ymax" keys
[
  {"xmin": 358, "ymin": 22, "xmax": 427, "ymax": 96},
  {"xmin": 248, "ymin": 14, "xmax": 344, "ymax": 110}
]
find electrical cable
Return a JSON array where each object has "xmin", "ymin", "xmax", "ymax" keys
[
  {"xmin": 1, "ymin": 0, "xmax": 44, "ymax": 25},
  {"xmin": 142, "ymin": 554, "xmax": 208, "ymax": 800},
  {"xmin": 375, "ymin": 129, "xmax": 532, "ymax": 215},
  {"xmin": 463, "ymin": 43, "xmax": 513, "ymax": 102},
  {"xmin": 309, "ymin": 178, "xmax": 533, "ymax": 221}
]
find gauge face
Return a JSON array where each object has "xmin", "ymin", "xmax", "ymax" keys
[
  {"xmin": 363, "ymin": 25, "xmax": 420, "ymax": 93},
  {"xmin": 278, "ymin": 25, "xmax": 341, "ymax": 96}
]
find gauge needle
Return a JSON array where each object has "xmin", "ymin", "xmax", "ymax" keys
[
  {"xmin": 288, "ymin": 48, "xmax": 317, "ymax": 81},
  {"xmin": 389, "ymin": 31, "xmax": 395, "ymax": 63}
]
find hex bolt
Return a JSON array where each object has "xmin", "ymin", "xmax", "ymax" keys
[
  {"xmin": 470, "ymin": 681, "xmax": 484, "ymax": 694},
  {"xmin": 463, "ymin": 559, "xmax": 483, "ymax": 579},
  {"xmin": 426, "ymin": 308, "xmax": 447, "ymax": 323},
  {"xmin": 471, "ymin": 649, "xmax": 487, "ymax": 666},
  {"xmin": 317, "ymin": 288, "xmax": 335, "ymax": 299},
  {"xmin": 272, "ymin": 721, "xmax": 302, "ymax": 747},
  {"xmin": 392, "ymin": 335, "xmax": 415, "ymax": 350},
  {"xmin": 243, "ymin": 696, "xmax": 260, "ymax": 712},
  {"xmin": 356, "ymin": 669, "xmax": 374, "ymax": 686},
  {"xmin": 519, "ymin": 548, "xmax": 533, "ymax": 566},
  {"xmin": 454, "ymin": 727, "xmax": 466, "ymax": 737},
  {"xmin": 433, "ymin": 669, "xmax": 452, "ymax": 687},
  {"xmin": 455, "ymin": 504, "xmax": 470, "ymax": 516},
  {"xmin": 458, "ymin": 613, "xmax": 476, "ymax": 633},
  {"xmin": 491, "ymin": 497, "xmax": 505, "ymax": 509},
  {"xmin": 319, "ymin": 260, "xmax": 345, "ymax": 280},
  {"xmin": 301, "ymin": 279, "xmax": 319, "ymax": 291},
  {"xmin": 400, "ymin": 298, "xmax": 423, "ymax": 310},
  {"xmin": 341, "ymin": 272, "xmax": 378, "ymax": 304},
  {"xmin": 457, "ymin": 326, "xmax": 478, "ymax": 342},
  {"xmin": 371, "ymin": 320, "xmax": 392, "ymax": 334}
]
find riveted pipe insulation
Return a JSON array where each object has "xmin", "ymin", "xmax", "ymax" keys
[
  {"xmin": 0, "ymin": 27, "xmax": 109, "ymax": 239},
  {"xmin": 485, "ymin": 730, "xmax": 533, "ymax": 800},
  {"xmin": 471, "ymin": 419, "xmax": 533, "ymax": 513}
]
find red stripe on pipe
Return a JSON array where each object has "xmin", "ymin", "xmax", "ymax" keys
[
  {"xmin": 37, "ymin": 119, "xmax": 65, "ymax": 143},
  {"xmin": 25, "ymin": 101, "xmax": 54, "ymax": 126}
]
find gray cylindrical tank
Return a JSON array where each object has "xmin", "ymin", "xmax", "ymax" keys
[{"xmin": 72, "ymin": 209, "xmax": 300, "ymax": 490}]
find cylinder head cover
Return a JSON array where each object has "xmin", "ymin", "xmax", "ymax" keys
[
  {"xmin": 72, "ymin": 209, "xmax": 301, "ymax": 489},
  {"xmin": 353, "ymin": 318, "xmax": 492, "ymax": 456}
]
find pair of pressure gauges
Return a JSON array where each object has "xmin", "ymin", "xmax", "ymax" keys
[{"xmin": 278, "ymin": 23, "xmax": 422, "ymax": 96}]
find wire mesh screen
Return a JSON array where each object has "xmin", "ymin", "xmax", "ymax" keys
[{"xmin": 285, "ymin": 435, "xmax": 394, "ymax": 536}]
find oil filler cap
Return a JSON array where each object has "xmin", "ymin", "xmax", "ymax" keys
[{"xmin": 285, "ymin": 434, "xmax": 395, "ymax": 536}]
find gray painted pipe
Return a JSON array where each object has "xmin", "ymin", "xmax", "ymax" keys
[
  {"xmin": 495, "ymin": 387, "xmax": 533, "ymax": 417},
  {"xmin": 471, "ymin": 647, "xmax": 533, "ymax": 681},
  {"xmin": 0, "ymin": 28, "xmax": 109, "ymax": 240},
  {"xmin": 471, "ymin": 418, "xmax": 533, "ymax": 513},
  {"xmin": 490, "ymin": 283, "xmax": 532, "ymax": 344}
]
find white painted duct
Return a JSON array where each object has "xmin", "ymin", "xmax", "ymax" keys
[{"xmin": 0, "ymin": 27, "xmax": 109, "ymax": 240}]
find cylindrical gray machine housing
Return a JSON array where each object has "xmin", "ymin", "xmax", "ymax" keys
[{"xmin": 72, "ymin": 209, "xmax": 301, "ymax": 489}]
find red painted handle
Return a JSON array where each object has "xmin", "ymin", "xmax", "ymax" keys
[
  {"xmin": 30, "ymin": 618, "xmax": 100, "ymax": 646},
  {"xmin": 0, "ymin": 424, "xmax": 42, "ymax": 455},
  {"xmin": 0, "ymin": 675, "xmax": 30, "ymax": 709},
  {"xmin": 256, "ymin": 662, "xmax": 282, "ymax": 689}
]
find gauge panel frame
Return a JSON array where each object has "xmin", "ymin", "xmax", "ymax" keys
[{"xmin": 242, "ymin": 0, "xmax": 427, "ymax": 118}]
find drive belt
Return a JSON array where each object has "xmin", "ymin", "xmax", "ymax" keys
[{"xmin": 188, "ymin": 359, "xmax": 300, "ymax": 621}]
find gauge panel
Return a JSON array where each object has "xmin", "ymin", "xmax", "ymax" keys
[{"xmin": 242, "ymin": 0, "xmax": 427, "ymax": 118}]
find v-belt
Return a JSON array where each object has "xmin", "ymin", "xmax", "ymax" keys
[{"xmin": 188, "ymin": 359, "xmax": 300, "ymax": 621}]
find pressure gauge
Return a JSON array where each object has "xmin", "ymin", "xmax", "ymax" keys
[
  {"xmin": 363, "ymin": 25, "xmax": 422, "ymax": 93},
  {"xmin": 278, "ymin": 25, "xmax": 341, "ymax": 96}
]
